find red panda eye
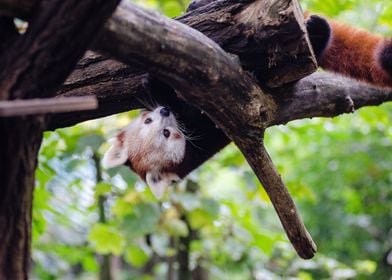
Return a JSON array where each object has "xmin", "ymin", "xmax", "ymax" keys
[
  {"xmin": 163, "ymin": 129, "xmax": 170, "ymax": 138},
  {"xmin": 144, "ymin": 118, "xmax": 152, "ymax": 124}
]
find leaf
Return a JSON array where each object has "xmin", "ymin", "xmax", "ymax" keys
[
  {"xmin": 162, "ymin": 219, "xmax": 189, "ymax": 237},
  {"xmin": 121, "ymin": 203, "xmax": 160, "ymax": 238},
  {"xmin": 78, "ymin": 134, "xmax": 105, "ymax": 152},
  {"xmin": 171, "ymin": 192, "xmax": 201, "ymax": 211},
  {"xmin": 88, "ymin": 224, "xmax": 124, "ymax": 255},
  {"xmin": 94, "ymin": 182, "xmax": 112, "ymax": 198},
  {"xmin": 111, "ymin": 199, "xmax": 134, "ymax": 218},
  {"xmin": 125, "ymin": 245, "xmax": 150, "ymax": 267}
]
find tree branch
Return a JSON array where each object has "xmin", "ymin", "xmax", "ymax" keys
[
  {"xmin": 50, "ymin": 53, "xmax": 392, "ymax": 129},
  {"xmin": 270, "ymin": 72, "xmax": 392, "ymax": 125}
]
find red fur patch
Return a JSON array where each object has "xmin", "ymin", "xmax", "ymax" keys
[
  {"xmin": 117, "ymin": 131, "xmax": 125, "ymax": 146},
  {"xmin": 320, "ymin": 20, "xmax": 392, "ymax": 87}
]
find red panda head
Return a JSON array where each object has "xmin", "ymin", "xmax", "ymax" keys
[{"xmin": 102, "ymin": 106, "xmax": 186, "ymax": 198}]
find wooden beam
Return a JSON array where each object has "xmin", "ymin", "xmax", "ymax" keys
[{"xmin": 0, "ymin": 97, "xmax": 98, "ymax": 116}]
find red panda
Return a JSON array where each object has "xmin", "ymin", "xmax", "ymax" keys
[{"xmin": 102, "ymin": 106, "xmax": 186, "ymax": 198}]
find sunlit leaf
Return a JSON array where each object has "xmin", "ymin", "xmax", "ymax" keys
[{"xmin": 88, "ymin": 224, "xmax": 124, "ymax": 255}]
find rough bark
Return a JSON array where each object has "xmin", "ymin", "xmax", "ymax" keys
[
  {"xmin": 0, "ymin": 0, "xmax": 35, "ymax": 20},
  {"xmin": 0, "ymin": 0, "xmax": 121, "ymax": 278},
  {"xmin": 0, "ymin": 16, "xmax": 18, "ymax": 52},
  {"xmin": 50, "ymin": 56, "xmax": 392, "ymax": 129},
  {"xmin": 178, "ymin": 0, "xmax": 317, "ymax": 86},
  {"xmin": 270, "ymin": 72, "xmax": 392, "ymax": 125},
  {"xmin": 0, "ymin": 118, "xmax": 45, "ymax": 280},
  {"xmin": 1, "ymin": 0, "xmax": 317, "ymax": 87}
]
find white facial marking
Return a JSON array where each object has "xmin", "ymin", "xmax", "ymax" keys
[{"xmin": 146, "ymin": 172, "xmax": 180, "ymax": 198}]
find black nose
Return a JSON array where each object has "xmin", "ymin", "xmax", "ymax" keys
[{"xmin": 160, "ymin": 107, "xmax": 170, "ymax": 117}]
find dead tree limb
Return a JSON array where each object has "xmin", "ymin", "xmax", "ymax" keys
[{"xmin": 2, "ymin": 0, "xmax": 387, "ymax": 127}]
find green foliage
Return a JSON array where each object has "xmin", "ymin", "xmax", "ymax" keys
[
  {"xmin": 89, "ymin": 224, "xmax": 125, "ymax": 255},
  {"xmin": 303, "ymin": 0, "xmax": 392, "ymax": 34},
  {"xmin": 32, "ymin": 0, "xmax": 392, "ymax": 279}
]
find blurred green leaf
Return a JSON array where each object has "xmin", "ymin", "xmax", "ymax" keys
[
  {"xmin": 88, "ymin": 224, "xmax": 124, "ymax": 255},
  {"xmin": 125, "ymin": 245, "xmax": 150, "ymax": 267}
]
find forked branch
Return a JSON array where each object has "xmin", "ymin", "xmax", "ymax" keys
[{"xmin": 95, "ymin": 1, "xmax": 317, "ymax": 258}]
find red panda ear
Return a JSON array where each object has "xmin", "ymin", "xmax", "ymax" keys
[
  {"xmin": 102, "ymin": 132, "xmax": 129, "ymax": 169},
  {"xmin": 146, "ymin": 172, "xmax": 180, "ymax": 199}
]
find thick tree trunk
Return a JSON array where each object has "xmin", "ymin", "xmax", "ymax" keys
[{"xmin": 0, "ymin": 118, "xmax": 45, "ymax": 279}]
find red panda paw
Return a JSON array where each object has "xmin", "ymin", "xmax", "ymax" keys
[{"xmin": 379, "ymin": 40, "xmax": 392, "ymax": 75}]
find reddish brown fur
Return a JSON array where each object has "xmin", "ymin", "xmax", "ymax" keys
[
  {"xmin": 126, "ymin": 138, "xmax": 155, "ymax": 180},
  {"xmin": 117, "ymin": 131, "xmax": 125, "ymax": 146},
  {"xmin": 320, "ymin": 20, "xmax": 392, "ymax": 87},
  {"xmin": 127, "ymin": 154, "xmax": 177, "ymax": 181},
  {"xmin": 122, "ymin": 111, "xmax": 183, "ymax": 180}
]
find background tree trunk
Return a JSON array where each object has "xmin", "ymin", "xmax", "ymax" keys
[{"xmin": 0, "ymin": 118, "xmax": 44, "ymax": 279}]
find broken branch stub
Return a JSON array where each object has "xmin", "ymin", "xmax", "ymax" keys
[{"xmin": 179, "ymin": 0, "xmax": 317, "ymax": 86}]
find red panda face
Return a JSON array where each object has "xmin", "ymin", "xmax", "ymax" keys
[
  {"xmin": 102, "ymin": 106, "xmax": 186, "ymax": 198},
  {"xmin": 135, "ymin": 107, "xmax": 186, "ymax": 165}
]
